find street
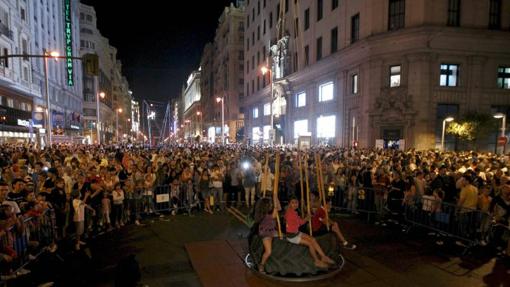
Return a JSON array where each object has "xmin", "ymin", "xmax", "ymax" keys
[{"xmin": 84, "ymin": 211, "xmax": 509, "ymax": 287}]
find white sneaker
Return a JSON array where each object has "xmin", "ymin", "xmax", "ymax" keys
[{"xmin": 16, "ymin": 268, "xmax": 31, "ymax": 276}]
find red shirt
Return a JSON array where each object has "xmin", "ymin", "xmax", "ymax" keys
[
  {"xmin": 312, "ymin": 207, "xmax": 326, "ymax": 231},
  {"xmin": 285, "ymin": 208, "xmax": 306, "ymax": 234}
]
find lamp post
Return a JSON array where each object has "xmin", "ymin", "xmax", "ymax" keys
[
  {"xmin": 261, "ymin": 65, "xmax": 274, "ymax": 146},
  {"xmin": 494, "ymin": 113, "xmax": 507, "ymax": 153},
  {"xmin": 43, "ymin": 49, "xmax": 60, "ymax": 147},
  {"xmin": 216, "ymin": 97, "xmax": 225, "ymax": 145},
  {"xmin": 441, "ymin": 116, "xmax": 454, "ymax": 151},
  {"xmin": 96, "ymin": 92, "xmax": 105, "ymax": 145},
  {"xmin": 116, "ymin": 108, "xmax": 122, "ymax": 143},
  {"xmin": 196, "ymin": 111, "xmax": 202, "ymax": 139},
  {"xmin": 494, "ymin": 113, "xmax": 506, "ymax": 137}
]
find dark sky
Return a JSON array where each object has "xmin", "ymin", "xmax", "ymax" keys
[{"xmin": 80, "ymin": 0, "xmax": 235, "ymax": 103}]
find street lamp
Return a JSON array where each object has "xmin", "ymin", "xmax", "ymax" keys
[
  {"xmin": 96, "ymin": 91, "xmax": 105, "ymax": 145},
  {"xmin": 494, "ymin": 113, "xmax": 506, "ymax": 137},
  {"xmin": 43, "ymin": 49, "xmax": 60, "ymax": 147},
  {"xmin": 196, "ymin": 111, "xmax": 202, "ymax": 139},
  {"xmin": 216, "ymin": 97, "xmax": 225, "ymax": 145},
  {"xmin": 260, "ymin": 64, "xmax": 274, "ymax": 145},
  {"xmin": 441, "ymin": 116, "xmax": 454, "ymax": 151},
  {"xmin": 116, "ymin": 108, "xmax": 122, "ymax": 143}
]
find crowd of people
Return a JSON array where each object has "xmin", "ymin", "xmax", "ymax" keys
[{"xmin": 0, "ymin": 143, "xmax": 509, "ymax": 280}]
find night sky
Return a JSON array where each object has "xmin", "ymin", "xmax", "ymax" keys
[{"xmin": 80, "ymin": 0, "xmax": 235, "ymax": 103}]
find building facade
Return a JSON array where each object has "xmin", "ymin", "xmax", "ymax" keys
[
  {"xmin": 243, "ymin": 0, "xmax": 510, "ymax": 150},
  {"xmin": 181, "ymin": 70, "xmax": 201, "ymax": 141},
  {"xmin": 0, "ymin": 0, "xmax": 83, "ymax": 144},
  {"xmin": 198, "ymin": 2, "xmax": 245, "ymax": 144},
  {"xmin": 79, "ymin": 3, "xmax": 130, "ymax": 144}
]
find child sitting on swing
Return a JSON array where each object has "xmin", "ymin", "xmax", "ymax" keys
[
  {"xmin": 284, "ymin": 196, "xmax": 335, "ymax": 268},
  {"xmin": 253, "ymin": 195, "xmax": 280, "ymax": 273},
  {"xmin": 311, "ymin": 197, "xmax": 357, "ymax": 250}
]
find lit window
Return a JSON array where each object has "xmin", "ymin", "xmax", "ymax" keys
[
  {"xmin": 296, "ymin": 92, "xmax": 306, "ymax": 107},
  {"xmin": 440, "ymin": 64, "xmax": 458, "ymax": 87},
  {"xmin": 319, "ymin": 82, "xmax": 334, "ymax": 102},
  {"xmin": 497, "ymin": 67, "xmax": 510, "ymax": 89},
  {"xmin": 263, "ymin": 103, "xmax": 271, "ymax": 115},
  {"xmin": 252, "ymin": 127, "xmax": 261, "ymax": 141},
  {"xmin": 294, "ymin": 119, "xmax": 308, "ymax": 139},
  {"xmin": 317, "ymin": 115, "xmax": 336, "ymax": 138},
  {"xmin": 263, "ymin": 125, "xmax": 271, "ymax": 141},
  {"xmin": 352, "ymin": 74, "xmax": 358, "ymax": 94},
  {"xmin": 253, "ymin": 107, "xmax": 259, "ymax": 118},
  {"xmin": 390, "ymin": 65, "xmax": 401, "ymax": 87}
]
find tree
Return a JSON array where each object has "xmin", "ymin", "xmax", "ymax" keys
[{"xmin": 446, "ymin": 112, "xmax": 497, "ymax": 151}]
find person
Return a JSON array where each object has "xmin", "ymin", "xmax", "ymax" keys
[
  {"xmin": 72, "ymin": 191, "xmax": 95, "ymax": 250},
  {"xmin": 284, "ymin": 197, "xmax": 335, "ymax": 268},
  {"xmin": 112, "ymin": 183, "xmax": 125, "ymax": 228},
  {"xmin": 253, "ymin": 195, "xmax": 280, "ymax": 273},
  {"xmin": 489, "ymin": 184, "xmax": 510, "ymax": 258},
  {"xmin": 311, "ymin": 201, "xmax": 357, "ymax": 250},
  {"xmin": 242, "ymin": 162, "xmax": 257, "ymax": 209},
  {"xmin": 101, "ymin": 192, "xmax": 112, "ymax": 231},
  {"xmin": 199, "ymin": 170, "xmax": 212, "ymax": 214}
]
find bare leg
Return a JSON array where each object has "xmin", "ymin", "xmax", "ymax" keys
[
  {"xmin": 259, "ymin": 237, "xmax": 272, "ymax": 271},
  {"xmin": 331, "ymin": 222, "xmax": 346, "ymax": 243}
]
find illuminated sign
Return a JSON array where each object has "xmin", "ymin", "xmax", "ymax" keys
[
  {"xmin": 64, "ymin": 0, "xmax": 74, "ymax": 86},
  {"xmin": 17, "ymin": 119, "xmax": 30, "ymax": 127}
]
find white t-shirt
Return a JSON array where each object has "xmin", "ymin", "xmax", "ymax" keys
[{"xmin": 73, "ymin": 199, "xmax": 85, "ymax": 222}]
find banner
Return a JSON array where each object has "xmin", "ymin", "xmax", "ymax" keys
[
  {"xmin": 32, "ymin": 111, "xmax": 44, "ymax": 128},
  {"xmin": 52, "ymin": 110, "xmax": 65, "ymax": 128}
]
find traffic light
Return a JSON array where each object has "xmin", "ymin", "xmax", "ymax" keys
[{"xmin": 83, "ymin": 53, "xmax": 99, "ymax": 76}]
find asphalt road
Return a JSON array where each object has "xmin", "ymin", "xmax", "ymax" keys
[{"xmin": 77, "ymin": 211, "xmax": 510, "ymax": 287}]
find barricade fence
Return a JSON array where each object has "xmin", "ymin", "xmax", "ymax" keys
[
  {"xmin": 0, "ymin": 209, "xmax": 56, "ymax": 278},
  {"xmin": 145, "ymin": 183, "xmax": 506, "ymax": 251}
]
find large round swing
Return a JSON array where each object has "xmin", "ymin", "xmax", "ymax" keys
[
  {"xmin": 243, "ymin": 151, "xmax": 345, "ymax": 282},
  {"xmin": 244, "ymin": 231, "xmax": 345, "ymax": 282}
]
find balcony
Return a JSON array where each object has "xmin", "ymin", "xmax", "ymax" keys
[{"xmin": 0, "ymin": 23, "xmax": 13, "ymax": 40}]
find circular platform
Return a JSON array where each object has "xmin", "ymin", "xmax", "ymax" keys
[{"xmin": 244, "ymin": 253, "xmax": 345, "ymax": 283}]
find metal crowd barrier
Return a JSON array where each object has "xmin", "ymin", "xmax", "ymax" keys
[
  {"xmin": 0, "ymin": 209, "xmax": 56, "ymax": 278},
  {"xmin": 154, "ymin": 185, "xmax": 171, "ymax": 213},
  {"xmin": 404, "ymin": 199, "xmax": 486, "ymax": 247}
]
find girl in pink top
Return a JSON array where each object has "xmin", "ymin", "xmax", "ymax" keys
[{"xmin": 284, "ymin": 197, "xmax": 335, "ymax": 268}]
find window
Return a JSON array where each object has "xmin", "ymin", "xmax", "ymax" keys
[
  {"xmin": 252, "ymin": 127, "xmax": 261, "ymax": 142},
  {"xmin": 331, "ymin": 27, "xmax": 338, "ymax": 53},
  {"xmin": 253, "ymin": 107, "xmax": 259, "ymax": 118},
  {"xmin": 317, "ymin": 0, "xmax": 323, "ymax": 21},
  {"xmin": 263, "ymin": 0, "xmax": 266, "ymax": 8},
  {"xmin": 86, "ymin": 15, "xmax": 93, "ymax": 22},
  {"xmin": 263, "ymin": 103, "xmax": 271, "ymax": 115},
  {"xmin": 263, "ymin": 125, "xmax": 271, "ymax": 141},
  {"xmin": 20, "ymin": 8, "xmax": 26, "ymax": 21},
  {"xmin": 263, "ymin": 19, "xmax": 266, "ymax": 34},
  {"xmin": 440, "ymin": 64, "xmax": 459, "ymax": 87},
  {"xmin": 294, "ymin": 119, "xmax": 308, "ymax": 139},
  {"xmin": 332, "ymin": 0, "xmax": 339, "ymax": 10},
  {"xmin": 257, "ymin": 25, "xmax": 260, "ymax": 40},
  {"xmin": 285, "ymin": 0, "xmax": 289, "ymax": 12},
  {"xmin": 296, "ymin": 92, "xmax": 306, "ymax": 107},
  {"xmin": 304, "ymin": 45, "xmax": 309, "ymax": 66},
  {"xmin": 304, "ymin": 9, "xmax": 310, "ymax": 30},
  {"xmin": 258, "ymin": 0, "xmax": 260, "ymax": 15},
  {"xmin": 388, "ymin": 0, "xmax": 405, "ymax": 31},
  {"xmin": 390, "ymin": 65, "xmax": 401, "ymax": 87},
  {"xmin": 269, "ymin": 12, "xmax": 273, "ymax": 28},
  {"xmin": 7, "ymin": 98, "xmax": 13, "ymax": 108},
  {"xmin": 316, "ymin": 37, "xmax": 322, "ymax": 61},
  {"xmin": 447, "ymin": 0, "xmax": 460, "ymax": 27},
  {"xmin": 351, "ymin": 14, "xmax": 360, "ymax": 43},
  {"xmin": 294, "ymin": 18, "xmax": 299, "ymax": 38},
  {"xmin": 497, "ymin": 67, "xmax": 510, "ymax": 89},
  {"xmin": 489, "ymin": 0, "xmax": 501, "ymax": 30},
  {"xmin": 319, "ymin": 82, "xmax": 334, "ymax": 102},
  {"xmin": 317, "ymin": 115, "xmax": 336, "ymax": 138},
  {"xmin": 352, "ymin": 74, "xmax": 358, "ymax": 94}
]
